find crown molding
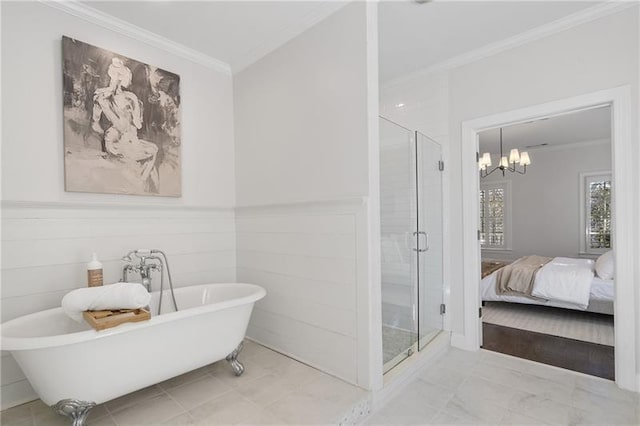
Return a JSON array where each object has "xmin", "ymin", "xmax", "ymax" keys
[
  {"xmin": 382, "ymin": 1, "xmax": 637, "ymax": 89},
  {"xmin": 42, "ymin": 0, "xmax": 232, "ymax": 75}
]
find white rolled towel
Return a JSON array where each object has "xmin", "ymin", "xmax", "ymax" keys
[{"xmin": 62, "ymin": 282, "xmax": 151, "ymax": 322}]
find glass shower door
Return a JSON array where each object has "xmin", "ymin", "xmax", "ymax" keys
[
  {"xmin": 379, "ymin": 117, "xmax": 418, "ymax": 373},
  {"xmin": 416, "ymin": 132, "xmax": 444, "ymax": 349}
]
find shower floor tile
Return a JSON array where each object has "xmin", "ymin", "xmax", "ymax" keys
[
  {"xmin": 382, "ymin": 325, "xmax": 416, "ymax": 365},
  {"xmin": 2, "ymin": 340, "xmax": 367, "ymax": 426}
]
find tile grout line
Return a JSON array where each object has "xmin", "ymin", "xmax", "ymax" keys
[
  {"xmin": 7, "ymin": 344, "xmax": 366, "ymax": 425},
  {"xmin": 104, "ymin": 386, "xmax": 166, "ymax": 420},
  {"xmin": 160, "ymin": 386, "xmax": 194, "ymax": 424}
]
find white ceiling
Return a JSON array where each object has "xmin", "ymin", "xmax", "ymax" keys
[
  {"xmin": 83, "ymin": 1, "xmax": 348, "ymax": 73},
  {"xmin": 84, "ymin": 1, "xmax": 601, "ymax": 80},
  {"xmin": 378, "ymin": 1, "xmax": 599, "ymax": 83},
  {"xmin": 478, "ymin": 106, "xmax": 611, "ymax": 155}
]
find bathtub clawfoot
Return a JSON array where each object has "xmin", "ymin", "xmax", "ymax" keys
[
  {"xmin": 225, "ymin": 341, "xmax": 245, "ymax": 376},
  {"xmin": 54, "ymin": 399, "xmax": 96, "ymax": 426}
]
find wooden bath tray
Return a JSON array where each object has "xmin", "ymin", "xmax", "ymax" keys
[{"xmin": 83, "ymin": 308, "xmax": 151, "ymax": 331}]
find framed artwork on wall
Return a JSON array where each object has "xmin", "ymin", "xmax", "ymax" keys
[{"xmin": 62, "ymin": 36, "xmax": 182, "ymax": 196}]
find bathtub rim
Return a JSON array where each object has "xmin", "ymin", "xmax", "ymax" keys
[{"xmin": 1, "ymin": 283, "xmax": 266, "ymax": 351}]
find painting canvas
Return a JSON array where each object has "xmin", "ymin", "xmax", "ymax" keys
[{"xmin": 62, "ymin": 36, "xmax": 181, "ymax": 196}]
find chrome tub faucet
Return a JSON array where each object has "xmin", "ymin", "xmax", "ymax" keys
[
  {"xmin": 120, "ymin": 250, "xmax": 162, "ymax": 292},
  {"xmin": 120, "ymin": 249, "xmax": 179, "ymax": 314}
]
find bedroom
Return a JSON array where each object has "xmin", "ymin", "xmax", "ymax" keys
[{"xmin": 477, "ymin": 105, "xmax": 615, "ymax": 379}]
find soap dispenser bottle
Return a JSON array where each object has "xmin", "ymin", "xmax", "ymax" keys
[{"xmin": 87, "ymin": 253, "xmax": 103, "ymax": 287}]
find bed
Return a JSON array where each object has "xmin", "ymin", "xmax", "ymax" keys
[{"xmin": 481, "ymin": 257, "xmax": 614, "ymax": 315}]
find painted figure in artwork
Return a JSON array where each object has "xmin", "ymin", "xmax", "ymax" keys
[
  {"xmin": 63, "ymin": 36, "xmax": 181, "ymax": 196},
  {"xmin": 91, "ymin": 58, "xmax": 160, "ymax": 192}
]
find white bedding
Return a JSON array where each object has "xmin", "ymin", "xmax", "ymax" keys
[
  {"xmin": 481, "ymin": 259, "xmax": 614, "ymax": 311},
  {"xmin": 530, "ymin": 257, "xmax": 594, "ymax": 309},
  {"xmin": 590, "ymin": 277, "xmax": 616, "ymax": 301}
]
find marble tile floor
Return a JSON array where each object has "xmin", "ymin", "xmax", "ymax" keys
[
  {"xmin": 0, "ymin": 340, "xmax": 367, "ymax": 426},
  {"xmin": 5, "ymin": 344, "xmax": 639, "ymax": 426},
  {"xmin": 365, "ymin": 347, "xmax": 640, "ymax": 425}
]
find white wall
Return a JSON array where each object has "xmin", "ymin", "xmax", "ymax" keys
[
  {"xmin": 379, "ymin": 5, "xmax": 639, "ymax": 382},
  {"xmin": 481, "ymin": 140, "xmax": 612, "ymax": 261},
  {"xmin": 1, "ymin": 2, "xmax": 235, "ymax": 207},
  {"xmin": 447, "ymin": 6, "xmax": 639, "ymax": 340},
  {"xmin": 379, "ymin": 71, "xmax": 449, "ymax": 144},
  {"xmin": 233, "ymin": 3, "xmax": 369, "ymax": 207},
  {"xmin": 233, "ymin": 2, "xmax": 377, "ymax": 388},
  {"xmin": 236, "ymin": 200, "xmax": 368, "ymax": 384},
  {"xmin": 1, "ymin": 2, "xmax": 236, "ymax": 408}
]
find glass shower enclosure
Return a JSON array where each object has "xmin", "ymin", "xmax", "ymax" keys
[{"xmin": 379, "ymin": 116, "xmax": 444, "ymax": 373}]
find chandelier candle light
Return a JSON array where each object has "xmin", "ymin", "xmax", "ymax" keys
[{"xmin": 479, "ymin": 128, "xmax": 531, "ymax": 177}]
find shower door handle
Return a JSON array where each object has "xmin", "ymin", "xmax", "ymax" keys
[
  {"xmin": 422, "ymin": 232, "xmax": 430, "ymax": 251},
  {"xmin": 420, "ymin": 231, "xmax": 429, "ymax": 252},
  {"xmin": 413, "ymin": 231, "xmax": 428, "ymax": 252}
]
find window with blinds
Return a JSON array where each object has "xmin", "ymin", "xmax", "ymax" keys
[
  {"xmin": 583, "ymin": 173, "xmax": 612, "ymax": 254},
  {"xmin": 479, "ymin": 182, "xmax": 510, "ymax": 249}
]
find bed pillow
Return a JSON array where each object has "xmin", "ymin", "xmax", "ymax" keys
[{"xmin": 595, "ymin": 250, "xmax": 614, "ymax": 280}]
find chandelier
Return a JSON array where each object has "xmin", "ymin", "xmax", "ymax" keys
[{"xmin": 479, "ymin": 128, "xmax": 531, "ymax": 177}]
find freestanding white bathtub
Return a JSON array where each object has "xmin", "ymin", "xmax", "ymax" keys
[{"xmin": 1, "ymin": 283, "xmax": 265, "ymax": 425}]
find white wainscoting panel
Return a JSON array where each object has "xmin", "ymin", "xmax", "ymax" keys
[
  {"xmin": 236, "ymin": 198, "xmax": 368, "ymax": 386},
  {"xmin": 0, "ymin": 201, "xmax": 236, "ymax": 409}
]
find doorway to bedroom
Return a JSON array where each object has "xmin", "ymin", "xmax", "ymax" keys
[{"xmin": 476, "ymin": 106, "xmax": 615, "ymax": 380}]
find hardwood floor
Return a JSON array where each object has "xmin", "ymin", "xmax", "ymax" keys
[{"xmin": 482, "ymin": 322, "xmax": 615, "ymax": 380}]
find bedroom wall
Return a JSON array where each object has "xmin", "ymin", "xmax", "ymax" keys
[
  {"xmin": 480, "ymin": 139, "xmax": 612, "ymax": 261},
  {"xmin": 1, "ymin": 2, "xmax": 236, "ymax": 408}
]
